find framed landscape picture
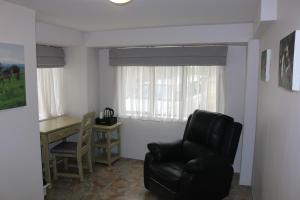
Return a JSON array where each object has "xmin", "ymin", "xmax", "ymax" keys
[
  {"xmin": 261, "ymin": 49, "xmax": 271, "ymax": 82},
  {"xmin": 279, "ymin": 30, "xmax": 300, "ymax": 91},
  {"xmin": 0, "ymin": 43, "xmax": 26, "ymax": 110}
]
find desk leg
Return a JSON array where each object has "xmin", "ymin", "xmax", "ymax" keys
[
  {"xmin": 91, "ymin": 129, "xmax": 96, "ymax": 164},
  {"xmin": 107, "ymin": 131, "xmax": 111, "ymax": 166},
  {"xmin": 41, "ymin": 135, "xmax": 52, "ymax": 188},
  {"xmin": 117, "ymin": 127, "xmax": 121, "ymax": 158}
]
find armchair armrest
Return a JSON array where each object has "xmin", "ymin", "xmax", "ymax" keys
[
  {"xmin": 147, "ymin": 140, "xmax": 183, "ymax": 162},
  {"xmin": 184, "ymin": 155, "xmax": 230, "ymax": 173}
]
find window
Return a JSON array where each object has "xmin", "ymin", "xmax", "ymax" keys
[
  {"xmin": 117, "ymin": 66, "xmax": 224, "ymax": 121},
  {"xmin": 37, "ymin": 68, "xmax": 64, "ymax": 120}
]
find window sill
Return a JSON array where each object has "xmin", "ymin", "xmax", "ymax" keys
[
  {"xmin": 39, "ymin": 114, "xmax": 65, "ymax": 122},
  {"xmin": 118, "ymin": 115, "xmax": 187, "ymax": 123}
]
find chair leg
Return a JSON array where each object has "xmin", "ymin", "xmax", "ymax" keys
[
  {"xmin": 78, "ymin": 156, "xmax": 84, "ymax": 182},
  {"xmin": 87, "ymin": 150, "xmax": 93, "ymax": 173},
  {"xmin": 53, "ymin": 155, "xmax": 58, "ymax": 180}
]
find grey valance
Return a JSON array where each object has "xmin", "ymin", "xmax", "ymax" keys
[
  {"xmin": 109, "ymin": 46, "xmax": 228, "ymax": 66},
  {"xmin": 36, "ymin": 45, "xmax": 65, "ymax": 68}
]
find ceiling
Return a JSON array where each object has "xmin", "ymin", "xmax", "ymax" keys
[{"xmin": 5, "ymin": 0, "xmax": 258, "ymax": 32}]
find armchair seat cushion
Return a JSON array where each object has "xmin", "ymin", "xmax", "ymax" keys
[
  {"xmin": 50, "ymin": 141, "xmax": 77, "ymax": 154},
  {"xmin": 150, "ymin": 161, "xmax": 185, "ymax": 192}
]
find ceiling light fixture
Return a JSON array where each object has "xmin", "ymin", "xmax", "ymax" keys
[{"xmin": 109, "ymin": 0, "xmax": 132, "ymax": 5}]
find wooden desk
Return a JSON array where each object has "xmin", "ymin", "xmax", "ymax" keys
[
  {"xmin": 40, "ymin": 116, "xmax": 81, "ymax": 187},
  {"xmin": 93, "ymin": 122, "xmax": 122, "ymax": 166}
]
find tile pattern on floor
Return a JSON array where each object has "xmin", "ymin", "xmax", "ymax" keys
[{"xmin": 46, "ymin": 158, "xmax": 252, "ymax": 200}]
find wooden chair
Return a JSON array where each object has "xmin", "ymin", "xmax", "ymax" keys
[{"xmin": 51, "ymin": 112, "xmax": 95, "ymax": 181}]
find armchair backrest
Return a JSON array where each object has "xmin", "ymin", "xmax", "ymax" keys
[
  {"xmin": 183, "ymin": 110, "xmax": 242, "ymax": 164},
  {"xmin": 221, "ymin": 122, "xmax": 242, "ymax": 163}
]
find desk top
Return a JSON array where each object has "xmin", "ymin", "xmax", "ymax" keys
[
  {"xmin": 93, "ymin": 122, "xmax": 122, "ymax": 131},
  {"xmin": 40, "ymin": 116, "xmax": 81, "ymax": 134}
]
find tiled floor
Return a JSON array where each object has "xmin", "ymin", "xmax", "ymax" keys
[{"xmin": 46, "ymin": 158, "xmax": 252, "ymax": 200}]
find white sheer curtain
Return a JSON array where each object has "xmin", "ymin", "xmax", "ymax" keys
[
  {"xmin": 117, "ymin": 66, "xmax": 225, "ymax": 121},
  {"xmin": 37, "ymin": 68, "xmax": 64, "ymax": 120},
  {"xmin": 182, "ymin": 66, "xmax": 225, "ymax": 118}
]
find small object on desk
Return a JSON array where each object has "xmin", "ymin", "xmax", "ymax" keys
[
  {"xmin": 95, "ymin": 107, "xmax": 117, "ymax": 126},
  {"xmin": 104, "ymin": 107, "xmax": 114, "ymax": 118},
  {"xmin": 93, "ymin": 122, "xmax": 122, "ymax": 166},
  {"xmin": 95, "ymin": 117, "xmax": 117, "ymax": 126}
]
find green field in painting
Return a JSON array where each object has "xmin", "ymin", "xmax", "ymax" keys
[{"xmin": 0, "ymin": 73, "xmax": 26, "ymax": 110}]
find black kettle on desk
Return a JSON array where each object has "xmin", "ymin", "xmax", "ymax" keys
[
  {"xmin": 95, "ymin": 107, "xmax": 117, "ymax": 126},
  {"xmin": 103, "ymin": 107, "xmax": 114, "ymax": 118}
]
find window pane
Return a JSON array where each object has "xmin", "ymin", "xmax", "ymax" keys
[
  {"xmin": 182, "ymin": 66, "xmax": 218, "ymax": 119},
  {"xmin": 117, "ymin": 65, "xmax": 223, "ymax": 121},
  {"xmin": 153, "ymin": 67, "xmax": 182, "ymax": 120},
  {"xmin": 118, "ymin": 66, "xmax": 153, "ymax": 118}
]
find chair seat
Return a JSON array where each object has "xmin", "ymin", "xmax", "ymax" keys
[
  {"xmin": 150, "ymin": 161, "xmax": 185, "ymax": 192},
  {"xmin": 51, "ymin": 141, "xmax": 77, "ymax": 154}
]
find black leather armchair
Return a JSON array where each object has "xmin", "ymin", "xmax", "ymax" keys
[{"xmin": 144, "ymin": 110, "xmax": 242, "ymax": 200}]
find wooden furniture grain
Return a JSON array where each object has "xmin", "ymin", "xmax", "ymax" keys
[
  {"xmin": 40, "ymin": 116, "xmax": 81, "ymax": 187},
  {"xmin": 51, "ymin": 112, "xmax": 95, "ymax": 182},
  {"xmin": 93, "ymin": 122, "xmax": 122, "ymax": 166}
]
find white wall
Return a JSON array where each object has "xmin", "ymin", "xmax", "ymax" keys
[
  {"xmin": 253, "ymin": 0, "xmax": 300, "ymax": 199},
  {"xmin": 64, "ymin": 47, "xmax": 100, "ymax": 118},
  {"xmin": 260, "ymin": 0, "xmax": 278, "ymax": 21},
  {"xmin": 64, "ymin": 46, "xmax": 88, "ymax": 117},
  {"xmin": 98, "ymin": 49, "xmax": 117, "ymax": 111},
  {"xmin": 120, "ymin": 118, "xmax": 187, "ymax": 159},
  {"xmin": 36, "ymin": 22, "xmax": 83, "ymax": 47},
  {"xmin": 0, "ymin": 1, "xmax": 43, "ymax": 200},
  {"xmin": 86, "ymin": 48, "xmax": 99, "ymax": 114},
  {"xmin": 85, "ymin": 23, "xmax": 253, "ymax": 47},
  {"xmin": 240, "ymin": 40, "xmax": 260, "ymax": 185},
  {"xmin": 98, "ymin": 46, "xmax": 247, "ymax": 172},
  {"xmin": 225, "ymin": 46, "xmax": 247, "ymax": 172},
  {"xmin": 254, "ymin": 0, "xmax": 278, "ymax": 37}
]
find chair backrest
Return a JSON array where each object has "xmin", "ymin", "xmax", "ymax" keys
[
  {"xmin": 77, "ymin": 112, "xmax": 96, "ymax": 154},
  {"xmin": 183, "ymin": 110, "xmax": 242, "ymax": 164}
]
